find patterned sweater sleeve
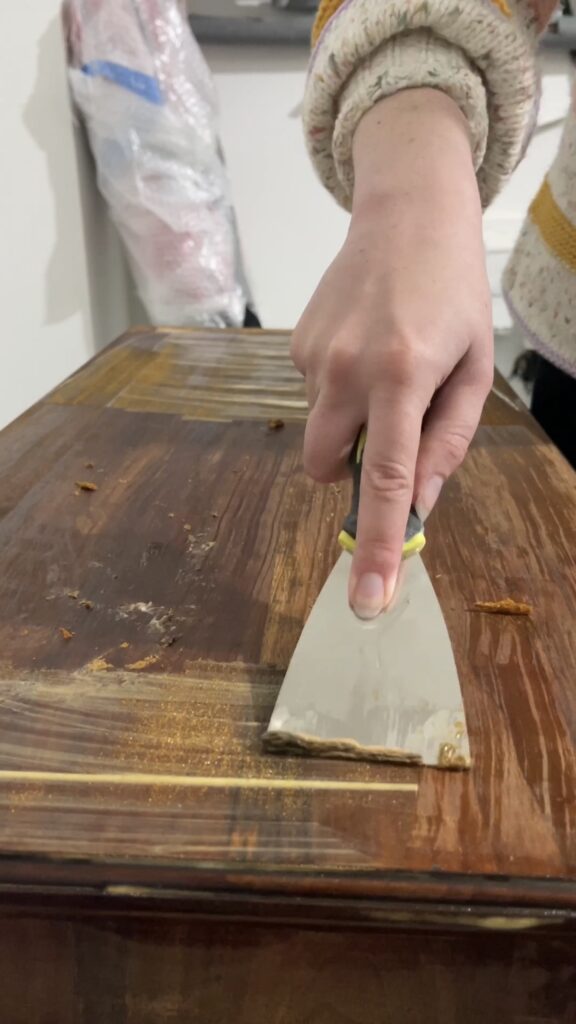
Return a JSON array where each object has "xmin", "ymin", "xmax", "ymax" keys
[{"xmin": 304, "ymin": 1, "xmax": 558, "ymax": 210}]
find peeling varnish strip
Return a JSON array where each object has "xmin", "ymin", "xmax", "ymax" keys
[{"xmin": 0, "ymin": 770, "xmax": 417, "ymax": 794}]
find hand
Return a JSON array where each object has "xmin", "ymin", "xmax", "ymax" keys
[{"xmin": 292, "ymin": 89, "xmax": 493, "ymax": 618}]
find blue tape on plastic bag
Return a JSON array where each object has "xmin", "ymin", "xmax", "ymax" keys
[{"xmin": 81, "ymin": 61, "xmax": 164, "ymax": 105}]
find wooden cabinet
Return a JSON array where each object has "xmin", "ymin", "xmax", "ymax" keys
[{"xmin": 0, "ymin": 328, "xmax": 574, "ymax": 1022}]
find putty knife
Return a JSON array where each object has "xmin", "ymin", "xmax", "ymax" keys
[{"xmin": 264, "ymin": 430, "xmax": 470, "ymax": 769}]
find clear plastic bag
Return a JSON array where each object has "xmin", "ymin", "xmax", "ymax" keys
[{"xmin": 63, "ymin": 0, "xmax": 246, "ymax": 327}]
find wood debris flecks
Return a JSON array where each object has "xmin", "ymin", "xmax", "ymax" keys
[
  {"xmin": 75, "ymin": 481, "xmax": 98, "ymax": 492},
  {"xmin": 84, "ymin": 461, "xmax": 95, "ymax": 469},
  {"xmin": 80, "ymin": 599, "xmax": 94, "ymax": 610},
  {"xmin": 58, "ymin": 627, "xmax": 75, "ymax": 641},
  {"xmin": 267, "ymin": 418, "xmax": 285, "ymax": 432},
  {"xmin": 438, "ymin": 742, "xmax": 469, "ymax": 770},
  {"xmin": 67, "ymin": 591, "xmax": 80, "ymax": 600},
  {"xmin": 125, "ymin": 654, "xmax": 160, "ymax": 671},
  {"xmin": 120, "ymin": 642, "xmax": 130, "ymax": 649},
  {"xmin": 86, "ymin": 656, "xmax": 113, "ymax": 672},
  {"xmin": 470, "ymin": 599, "xmax": 532, "ymax": 617},
  {"xmin": 158, "ymin": 633, "xmax": 182, "ymax": 649}
]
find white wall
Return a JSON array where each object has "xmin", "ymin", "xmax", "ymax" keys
[
  {"xmin": 0, "ymin": 1, "xmax": 134, "ymax": 430},
  {"xmin": 205, "ymin": 45, "xmax": 349, "ymax": 328}
]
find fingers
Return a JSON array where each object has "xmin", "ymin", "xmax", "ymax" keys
[
  {"xmin": 299, "ymin": 332, "xmax": 365, "ymax": 482},
  {"xmin": 349, "ymin": 375, "xmax": 431, "ymax": 619},
  {"xmin": 303, "ymin": 393, "xmax": 362, "ymax": 483},
  {"xmin": 413, "ymin": 353, "xmax": 493, "ymax": 519}
]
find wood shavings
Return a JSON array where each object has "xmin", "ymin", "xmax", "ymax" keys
[
  {"xmin": 119, "ymin": 642, "xmax": 130, "ymax": 649},
  {"xmin": 84, "ymin": 461, "xmax": 95, "ymax": 469},
  {"xmin": 470, "ymin": 599, "xmax": 532, "ymax": 617},
  {"xmin": 75, "ymin": 481, "xmax": 98, "ymax": 492},
  {"xmin": 267, "ymin": 418, "xmax": 285, "ymax": 432},
  {"xmin": 125, "ymin": 654, "xmax": 159, "ymax": 671},
  {"xmin": 86, "ymin": 656, "xmax": 113, "ymax": 672},
  {"xmin": 183, "ymin": 524, "xmax": 192, "ymax": 532},
  {"xmin": 58, "ymin": 627, "xmax": 75, "ymax": 641},
  {"xmin": 67, "ymin": 591, "xmax": 93, "ymax": 609},
  {"xmin": 438, "ymin": 742, "xmax": 469, "ymax": 769}
]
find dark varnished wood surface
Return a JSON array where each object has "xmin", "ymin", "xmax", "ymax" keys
[
  {"xmin": 0, "ymin": 327, "xmax": 575, "ymax": 925},
  {"xmin": 0, "ymin": 904, "xmax": 575, "ymax": 1023}
]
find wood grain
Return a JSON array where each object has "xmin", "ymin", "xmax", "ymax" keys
[
  {"xmin": 1, "ymin": 327, "xmax": 576, "ymax": 1020},
  {"xmin": 0, "ymin": 327, "xmax": 575, "ymax": 913}
]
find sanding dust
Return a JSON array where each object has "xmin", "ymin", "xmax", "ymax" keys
[
  {"xmin": 125, "ymin": 654, "xmax": 159, "ymax": 671},
  {"xmin": 470, "ymin": 599, "xmax": 532, "ymax": 617},
  {"xmin": 86, "ymin": 656, "xmax": 113, "ymax": 672}
]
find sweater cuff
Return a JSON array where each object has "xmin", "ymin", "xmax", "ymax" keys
[
  {"xmin": 304, "ymin": 0, "xmax": 539, "ymax": 211},
  {"xmin": 329, "ymin": 31, "xmax": 488, "ymax": 211}
]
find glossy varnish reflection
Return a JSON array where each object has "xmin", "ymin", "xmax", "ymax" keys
[{"xmin": 0, "ymin": 327, "xmax": 574, "ymax": 1021}]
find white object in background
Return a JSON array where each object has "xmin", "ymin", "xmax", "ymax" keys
[{"xmin": 65, "ymin": 0, "xmax": 246, "ymax": 328}]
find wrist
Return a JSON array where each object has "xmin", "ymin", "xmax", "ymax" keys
[{"xmin": 351, "ymin": 88, "xmax": 477, "ymax": 219}]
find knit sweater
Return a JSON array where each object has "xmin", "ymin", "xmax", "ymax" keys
[{"xmin": 303, "ymin": 1, "xmax": 576, "ymax": 379}]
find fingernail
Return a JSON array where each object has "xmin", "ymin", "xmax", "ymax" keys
[
  {"xmin": 352, "ymin": 572, "xmax": 393, "ymax": 620},
  {"xmin": 416, "ymin": 474, "xmax": 444, "ymax": 522}
]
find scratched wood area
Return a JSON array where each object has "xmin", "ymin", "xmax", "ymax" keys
[{"xmin": 0, "ymin": 327, "xmax": 575, "ymax": 916}]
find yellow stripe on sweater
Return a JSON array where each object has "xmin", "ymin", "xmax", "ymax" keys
[
  {"xmin": 312, "ymin": 0, "xmax": 344, "ymax": 45},
  {"xmin": 530, "ymin": 178, "xmax": 576, "ymax": 273},
  {"xmin": 312, "ymin": 0, "xmax": 512, "ymax": 46},
  {"xmin": 491, "ymin": 0, "xmax": 512, "ymax": 15}
]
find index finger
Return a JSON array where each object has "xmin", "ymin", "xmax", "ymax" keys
[{"xmin": 349, "ymin": 383, "xmax": 429, "ymax": 618}]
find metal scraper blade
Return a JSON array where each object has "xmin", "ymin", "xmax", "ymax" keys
[{"xmin": 264, "ymin": 552, "xmax": 470, "ymax": 769}]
